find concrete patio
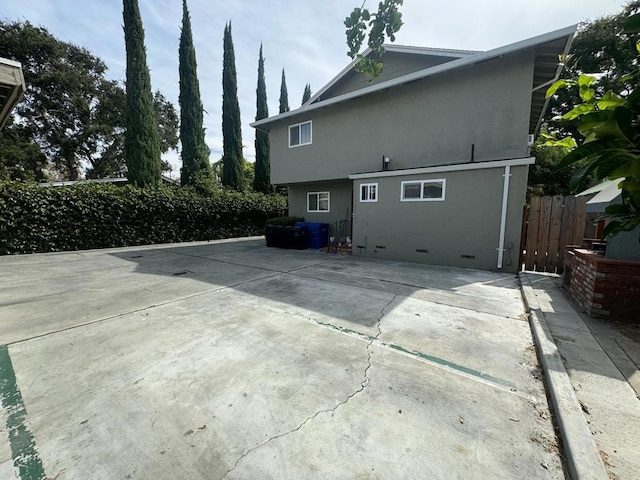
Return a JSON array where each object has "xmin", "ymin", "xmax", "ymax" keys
[{"xmin": 1, "ymin": 238, "xmax": 563, "ymax": 479}]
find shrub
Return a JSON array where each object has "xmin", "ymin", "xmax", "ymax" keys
[
  {"xmin": 266, "ymin": 216, "xmax": 304, "ymax": 227},
  {"xmin": 0, "ymin": 182, "xmax": 287, "ymax": 254}
]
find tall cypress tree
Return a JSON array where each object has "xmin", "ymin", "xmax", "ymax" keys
[
  {"xmin": 254, "ymin": 44, "xmax": 271, "ymax": 193},
  {"xmin": 179, "ymin": 0, "xmax": 209, "ymax": 186},
  {"xmin": 301, "ymin": 83, "xmax": 312, "ymax": 105},
  {"xmin": 221, "ymin": 22, "xmax": 243, "ymax": 189},
  {"xmin": 279, "ymin": 68, "xmax": 290, "ymax": 114},
  {"xmin": 123, "ymin": 0, "xmax": 161, "ymax": 187}
]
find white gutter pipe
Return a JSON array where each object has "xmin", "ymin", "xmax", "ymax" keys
[{"xmin": 497, "ymin": 165, "xmax": 511, "ymax": 269}]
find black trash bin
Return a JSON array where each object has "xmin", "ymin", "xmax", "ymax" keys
[
  {"xmin": 272, "ymin": 225, "xmax": 284, "ymax": 248},
  {"xmin": 281, "ymin": 226, "xmax": 294, "ymax": 249},
  {"xmin": 291, "ymin": 226, "xmax": 308, "ymax": 250},
  {"xmin": 265, "ymin": 225, "xmax": 275, "ymax": 247}
]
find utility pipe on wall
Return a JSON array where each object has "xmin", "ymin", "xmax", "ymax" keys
[{"xmin": 497, "ymin": 165, "xmax": 511, "ymax": 269}]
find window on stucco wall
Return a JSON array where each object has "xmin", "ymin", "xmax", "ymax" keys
[{"xmin": 307, "ymin": 191, "xmax": 329, "ymax": 212}]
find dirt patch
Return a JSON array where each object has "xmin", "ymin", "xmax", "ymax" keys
[
  {"xmin": 610, "ymin": 321, "xmax": 640, "ymax": 345},
  {"xmin": 599, "ymin": 450, "xmax": 619, "ymax": 480}
]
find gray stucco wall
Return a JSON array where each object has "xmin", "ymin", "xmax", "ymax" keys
[
  {"xmin": 268, "ymin": 50, "xmax": 535, "ymax": 185},
  {"xmin": 605, "ymin": 226, "xmax": 640, "ymax": 261},
  {"xmin": 288, "ymin": 180, "xmax": 353, "ymax": 226},
  {"xmin": 319, "ymin": 51, "xmax": 460, "ymax": 101},
  {"xmin": 351, "ymin": 165, "xmax": 529, "ymax": 272}
]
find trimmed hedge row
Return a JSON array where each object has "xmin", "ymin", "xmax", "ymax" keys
[{"xmin": 0, "ymin": 182, "xmax": 287, "ymax": 254}]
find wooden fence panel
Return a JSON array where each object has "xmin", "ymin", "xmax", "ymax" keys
[
  {"xmin": 573, "ymin": 197, "xmax": 587, "ymax": 246},
  {"xmin": 546, "ymin": 195, "xmax": 564, "ymax": 272},
  {"xmin": 524, "ymin": 196, "xmax": 541, "ymax": 271},
  {"xmin": 521, "ymin": 195, "xmax": 589, "ymax": 274},
  {"xmin": 536, "ymin": 196, "xmax": 553, "ymax": 271},
  {"xmin": 557, "ymin": 195, "xmax": 576, "ymax": 273}
]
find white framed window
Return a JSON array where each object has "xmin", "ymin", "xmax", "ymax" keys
[
  {"xmin": 400, "ymin": 179, "xmax": 446, "ymax": 202},
  {"xmin": 360, "ymin": 183, "xmax": 378, "ymax": 202},
  {"xmin": 289, "ymin": 121, "xmax": 312, "ymax": 147},
  {"xmin": 307, "ymin": 191, "xmax": 330, "ymax": 212}
]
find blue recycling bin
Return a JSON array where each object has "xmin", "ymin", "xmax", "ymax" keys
[{"xmin": 305, "ymin": 222, "xmax": 329, "ymax": 249}]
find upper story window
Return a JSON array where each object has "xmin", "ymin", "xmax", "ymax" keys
[
  {"xmin": 401, "ymin": 179, "xmax": 446, "ymax": 202},
  {"xmin": 360, "ymin": 183, "xmax": 378, "ymax": 202},
  {"xmin": 289, "ymin": 121, "xmax": 312, "ymax": 147},
  {"xmin": 307, "ymin": 191, "xmax": 330, "ymax": 212}
]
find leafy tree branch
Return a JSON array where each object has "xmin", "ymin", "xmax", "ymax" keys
[{"xmin": 345, "ymin": 0, "xmax": 403, "ymax": 79}]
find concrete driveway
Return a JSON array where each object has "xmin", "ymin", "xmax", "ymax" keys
[{"xmin": 0, "ymin": 238, "xmax": 564, "ymax": 479}]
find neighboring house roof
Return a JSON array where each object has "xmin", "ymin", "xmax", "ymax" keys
[
  {"xmin": 39, "ymin": 175, "xmax": 179, "ymax": 187},
  {"xmin": 252, "ymin": 25, "xmax": 576, "ymax": 135},
  {"xmin": 0, "ymin": 57, "xmax": 26, "ymax": 129},
  {"xmin": 576, "ymin": 179, "xmax": 623, "ymax": 213}
]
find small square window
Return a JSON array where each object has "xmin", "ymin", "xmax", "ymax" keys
[
  {"xmin": 307, "ymin": 191, "xmax": 330, "ymax": 212},
  {"xmin": 401, "ymin": 179, "xmax": 446, "ymax": 201},
  {"xmin": 360, "ymin": 183, "xmax": 378, "ymax": 202},
  {"xmin": 289, "ymin": 121, "xmax": 312, "ymax": 147}
]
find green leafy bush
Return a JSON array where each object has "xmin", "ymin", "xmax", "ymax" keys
[
  {"xmin": 0, "ymin": 182, "xmax": 287, "ymax": 254},
  {"xmin": 265, "ymin": 216, "xmax": 304, "ymax": 227}
]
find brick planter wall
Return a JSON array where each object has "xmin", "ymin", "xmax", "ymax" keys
[{"xmin": 564, "ymin": 248, "xmax": 640, "ymax": 323}]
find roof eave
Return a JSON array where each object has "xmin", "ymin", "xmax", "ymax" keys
[
  {"xmin": 0, "ymin": 58, "xmax": 26, "ymax": 129},
  {"xmin": 531, "ymin": 27, "xmax": 577, "ymax": 135},
  {"xmin": 252, "ymin": 25, "xmax": 578, "ymax": 130}
]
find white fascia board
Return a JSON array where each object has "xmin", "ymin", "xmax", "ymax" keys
[
  {"xmin": 384, "ymin": 44, "xmax": 480, "ymax": 57},
  {"xmin": 533, "ymin": 28, "xmax": 577, "ymax": 135},
  {"xmin": 0, "ymin": 57, "xmax": 23, "ymax": 69},
  {"xmin": 348, "ymin": 157, "xmax": 535, "ymax": 180},
  {"xmin": 253, "ymin": 25, "xmax": 577, "ymax": 130}
]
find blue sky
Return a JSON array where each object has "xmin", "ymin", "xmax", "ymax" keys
[{"xmin": 1, "ymin": 0, "xmax": 626, "ymax": 176}]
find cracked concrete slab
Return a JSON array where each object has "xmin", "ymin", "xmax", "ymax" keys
[
  {"xmin": 293, "ymin": 261, "xmax": 525, "ymax": 319},
  {"xmin": 226, "ymin": 346, "xmax": 561, "ymax": 480},
  {"xmin": 1, "ymin": 240, "xmax": 563, "ymax": 479},
  {"xmin": 522, "ymin": 272, "xmax": 640, "ymax": 480}
]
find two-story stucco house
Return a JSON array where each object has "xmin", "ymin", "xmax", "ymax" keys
[{"xmin": 251, "ymin": 26, "xmax": 576, "ymax": 273}]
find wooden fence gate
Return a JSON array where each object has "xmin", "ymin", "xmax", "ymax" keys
[{"xmin": 520, "ymin": 195, "xmax": 587, "ymax": 274}]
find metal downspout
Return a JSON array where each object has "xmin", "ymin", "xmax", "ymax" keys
[{"xmin": 497, "ymin": 165, "xmax": 511, "ymax": 269}]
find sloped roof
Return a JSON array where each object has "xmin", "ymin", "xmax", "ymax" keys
[
  {"xmin": 0, "ymin": 57, "xmax": 26, "ymax": 129},
  {"xmin": 304, "ymin": 44, "xmax": 479, "ymax": 106},
  {"xmin": 252, "ymin": 25, "xmax": 576, "ymax": 134}
]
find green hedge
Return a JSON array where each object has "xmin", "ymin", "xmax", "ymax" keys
[{"xmin": 0, "ymin": 182, "xmax": 287, "ymax": 254}]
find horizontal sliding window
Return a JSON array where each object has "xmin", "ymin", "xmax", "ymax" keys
[
  {"xmin": 289, "ymin": 121, "xmax": 312, "ymax": 147},
  {"xmin": 401, "ymin": 179, "xmax": 446, "ymax": 202},
  {"xmin": 307, "ymin": 191, "xmax": 329, "ymax": 212}
]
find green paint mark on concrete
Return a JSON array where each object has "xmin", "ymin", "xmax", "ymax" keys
[
  {"xmin": 316, "ymin": 321, "xmax": 376, "ymax": 342},
  {"xmin": 384, "ymin": 342, "xmax": 515, "ymax": 389},
  {"xmin": 313, "ymin": 319, "xmax": 515, "ymax": 390},
  {"xmin": 0, "ymin": 346, "xmax": 46, "ymax": 480}
]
